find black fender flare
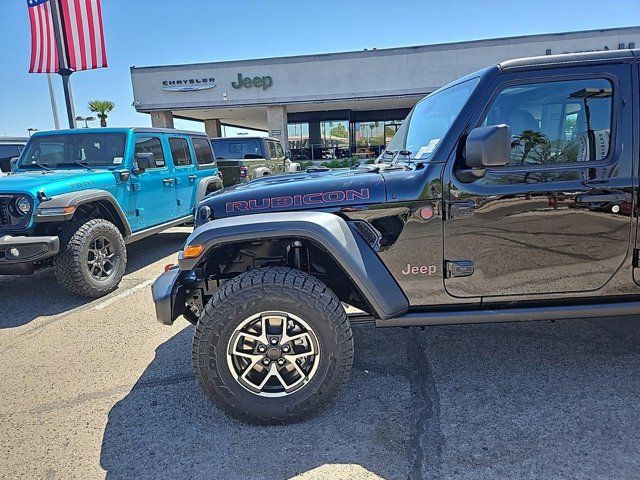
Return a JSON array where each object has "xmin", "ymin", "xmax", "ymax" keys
[
  {"xmin": 179, "ymin": 211, "xmax": 409, "ymax": 320},
  {"xmin": 35, "ymin": 189, "xmax": 132, "ymax": 236},
  {"xmin": 195, "ymin": 174, "xmax": 223, "ymax": 203}
]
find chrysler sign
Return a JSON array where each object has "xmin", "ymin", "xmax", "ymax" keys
[{"xmin": 162, "ymin": 77, "xmax": 216, "ymax": 92}]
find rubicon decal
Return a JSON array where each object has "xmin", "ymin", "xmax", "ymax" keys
[{"xmin": 226, "ymin": 188, "xmax": 370, "ymax": 213}]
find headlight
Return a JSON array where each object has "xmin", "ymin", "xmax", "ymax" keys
[{"xmin": 14, "ymin": 196, "xmax": 31, "ymax": 216}]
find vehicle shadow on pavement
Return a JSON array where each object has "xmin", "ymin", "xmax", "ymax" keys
[
  {"xmin": 100, "ymin": 324, "xmax": 419, "ymax": 480},
  {"xmin": 0, "ymin": 230, "xmax": 187, "ymax": 329}
]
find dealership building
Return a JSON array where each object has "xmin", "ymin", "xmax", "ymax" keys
[{"xmin": 130, "ymin": 26, "xmax": 640, "ymax": 159}]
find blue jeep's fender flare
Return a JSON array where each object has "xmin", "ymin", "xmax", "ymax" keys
[
  {"xmin": 179, "ymin": 211, "xmax": 409, "ymax": 320},
  {"xmin": 195, "ymin": 175, "xmax": 223, "ymax": 203},
  {"xmin": 34, "ymin": 189, "xmax": 132, "ymax": 237}
]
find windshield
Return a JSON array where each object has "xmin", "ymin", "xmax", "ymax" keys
[
  {"xmin": 211, "ymin": 138, "xmax": 264, "ymax": 159},
  {"xmin": 386, "ymin": 77, "xmax": 480, "ymax": 161},
  {"xmin": 19, "ymin": 133, "xmax": 127, "ymax": 169}
]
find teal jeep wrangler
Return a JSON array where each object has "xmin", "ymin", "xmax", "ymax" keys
[{"xmin": 0, "ymin": 128, "xmax": 222, "ymax": 297}]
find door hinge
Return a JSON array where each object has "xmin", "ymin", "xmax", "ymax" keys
[
  {"xmin": 447, "ymin": 200, "xmax": 475, "ymax": 220},
  {"xmin": 135, "ymin": 208, "xmax": 144, "ymax": 216},
  {"xmin": 445, "ymin": 260, "xmax": 474, "ymax": 278},
  {"xmin": 633, "ymin": 249, "xmax": 640, "ymax": 268},
  {"xmin": 177, "ymin": 199, "xmax": 184, "ymax": 206}
]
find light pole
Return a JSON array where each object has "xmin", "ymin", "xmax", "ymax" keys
[
  {"xmin": 75, "ymin": 116, "xmax": 95, "ymax": 128},
  {"xmin": 27, "ymin": 128, "xmax": 39, "ymax": 137}
]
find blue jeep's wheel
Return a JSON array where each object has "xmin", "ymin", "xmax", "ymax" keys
[{"xmin": 53, "ymin": 219, "xmax": 127, "ymax": 298}]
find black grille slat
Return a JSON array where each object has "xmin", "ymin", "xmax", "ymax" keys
[{"xmin": 0, "ymin": 197, "xmax": 11, "ymax": 227}]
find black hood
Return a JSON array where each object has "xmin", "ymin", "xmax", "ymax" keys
[{"xmin": 201, "ymin": 168, "xmax": 386, "ymax": 219}]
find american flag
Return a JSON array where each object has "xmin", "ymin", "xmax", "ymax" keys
[
  {"xmin": 59, "ymin": 0, "xmax": 107, "ymax": 71},
  {"xmin": 27, "ymin": 0, "xmax": 59, "ymax": 73},
  {"xmin": 27, "ymin": 0, "xmax": 107, "ymax": 74}
]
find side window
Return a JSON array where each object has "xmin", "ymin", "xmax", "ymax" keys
[
  {"xmin": 191, "ymin": 137, "xmax": 215, "ymax": 167},
  {"xmin": 134, "ymin": 136, "xmax": 165, "ymax": 168},
  {"xmin": 275, "ymin": 142, "xmax": 284, "ymax": 159},
  {"xmin": 482, "ymin": 78, "xmax": 612, "ymax": 166},
  {"xmin": 267, "ymin": 141, "xmax": 277, "ymax": 159},
  {"xmin": 168, "ymin": 137, "xmax": 192, "ymax": 167}
]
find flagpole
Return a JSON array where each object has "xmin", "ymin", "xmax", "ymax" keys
[
  {"xmin": 49, "ymin": 0, "xmax": 76, "ymax": 129},
  {"xmin": 47, "ymin": 73, "xmax": 60, "ymax": 130}
]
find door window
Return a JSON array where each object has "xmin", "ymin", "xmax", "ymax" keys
[
  {"xmin": 275, "ymin": 142, "xmax": 284, "ymax": 158},
  {"xmin": 267, "ymin": 141, "xmax": 277, "ymax": 159},
  {"xmin": 134, "ymin": 137, "xmax": 165, "ymax": 168},
  {"xmin": 482, "ymin": 78, "xmax": 613, "ymax": 166},
  {"xmin": 192, "ymin": 137, "xmax": 215, "ymax": 166},
  {"xmin": 168, "ymin": 138, "xmax": 192, "ymax": 167}
]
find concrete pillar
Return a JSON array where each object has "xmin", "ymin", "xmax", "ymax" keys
[
  {"xmin": 204, "ymin": 119, "xmax": 222, "ymax": 138},
  {"xmin": 150, "ymin": 110, "xmax": 174, "ymax": 129},
  {"xmin": 266, "ymin": 105, "xmax": 289, "ymax": 150}
]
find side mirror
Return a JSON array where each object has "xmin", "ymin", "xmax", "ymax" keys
[
  {"xmin": 465, "ymin": 124, "xmax": 511, "ymax": 169},
  {"xmin": 10, "ymin": 157, "xmax": 19, "ymax": 172},
  {"xmin": 133, "ymin": 152, "xmax": 154, "ymax": 173}
]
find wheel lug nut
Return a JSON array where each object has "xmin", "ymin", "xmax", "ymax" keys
[
  {"xmin": 258, "ymin": 345, "xmax": 266, "ymax": 353},
  {"xmin": 277, "ymin": 358, "xmax": 285, "ymax": 365},
  {"xmin": 262, "ymin": 358, "xmax": 270, "ymax": 365},
  {"xmin": 282, "ymin": 345, "xmax": 290, "ymax": 352},
  {"xmin": 270, "ymin": 337, "xmax": 278, "ymax": 345}
]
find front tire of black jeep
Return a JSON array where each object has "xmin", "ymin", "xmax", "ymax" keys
[
  {"xmin": 193, "ymin": 267, "xmax": 354, "ymax": 424},
  {"xmin": 53, "ymin": 219, "xmax": 127, "ymax": 298}
]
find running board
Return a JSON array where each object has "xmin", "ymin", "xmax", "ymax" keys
[
  {"xmin": 376, "ymin": 301, "xmax": 640, "ymax": 327},
  {"xmin": 126, "ymin": 215, "xmax": 193, "ymax": 245}
]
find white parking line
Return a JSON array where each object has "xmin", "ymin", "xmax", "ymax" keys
[{"xmin": 92, "ymin": 279, "xmax": 155, "ymax": 311}]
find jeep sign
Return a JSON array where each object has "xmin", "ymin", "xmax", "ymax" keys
[{"xmin": 231, "ymin": 73, "xmax": 273, "ymax": 90}]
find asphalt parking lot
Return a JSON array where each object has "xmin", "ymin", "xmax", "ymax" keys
[{"xmin": 1, "ymin": 227, "xmax": 640, "ymax": 480}]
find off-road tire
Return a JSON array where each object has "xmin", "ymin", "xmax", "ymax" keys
[
  {"xmin": 53, "ymin": 219, "xmax": 127, "ymax": 298},
  {"xmin": 193, "ymin": 267, "xmax": 354, "ymax": 424}
]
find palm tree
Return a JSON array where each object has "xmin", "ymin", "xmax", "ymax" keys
[
  {"xmin": 88, "ymin": 100, "xmax": 115, "ymax": 127},
  {"xmin": 512, "ymin": 130, "xmax": 548, "ymax": 164}
]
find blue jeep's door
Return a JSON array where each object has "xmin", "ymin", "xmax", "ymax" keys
[
  {"xmin": 168, "ymin": 135, "xmax": 197, "ymax": 215},
  {"xmin": 131, "ymin": 134, "xmax": 177, "ymax": 228}
]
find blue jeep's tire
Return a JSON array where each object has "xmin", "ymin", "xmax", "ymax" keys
[
  {"xmin": 53, "ymin": 219, "xmax": 127, "ymax": 298},
  {"xmin": 192, "ymin": 267, "xmax": 354, "ymax": 424}
]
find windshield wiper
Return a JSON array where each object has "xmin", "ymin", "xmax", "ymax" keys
[
  {"xmin": 26, "ymin": 160, "xmax": 51, "ymax": 171},
  {"xmin": 390, "ymin": 150, "xmax": 412, "ymax": 166},
  {"xmin": 59, "ymin": 161, "xmax": 94, "ymax": 171}
]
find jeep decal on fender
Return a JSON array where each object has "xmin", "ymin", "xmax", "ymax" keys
[{"xmin": 225, "ymin": 188, "xmax": 370, "ymax": 212}]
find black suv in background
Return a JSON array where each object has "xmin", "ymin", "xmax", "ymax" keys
[
  {"xmin": 0, "ymin": 137, "xmax": 27, "ymax": 173},
  {"xmin": 154, "ymin": 48, "xmax": 640, "ymax": 424}
]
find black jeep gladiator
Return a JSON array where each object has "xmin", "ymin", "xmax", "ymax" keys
[{"xmin": 153, "ymin": 49, "xmax": 640, "ymax": 424}]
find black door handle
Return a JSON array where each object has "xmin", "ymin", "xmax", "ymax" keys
[
  {"xmin": 576, "ymin": 191, "xmax": 630, "ymax": 204},
  {"xmin": 188, "ymin": 175, "xmax": 197, "ymax": 180},
  {"xmin": 162, "ymin": 178, "xmax": 174, "ymax": 185}
]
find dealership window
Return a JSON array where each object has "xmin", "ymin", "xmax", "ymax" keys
[
  {"xmin": 287, "ymin": 122, "xmax": 309, "ymax": 150},
  {"xmin": 482, "ymin": 78, "xmax": 613, "ymax": 166},
  {"xmin": 169, "ymin": 138, "xmax": 192, "ymax": 166},
  {"xmin": 134, "ymin": 136, "xmax": 165, "ymax": 168},
  {"xmin": 192, "ymin": 137, "xmax": 215, "ymax": 166}
]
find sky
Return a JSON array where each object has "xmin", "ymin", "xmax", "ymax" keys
[{"xmin": 1, "ymin": 0, "xmax": 640, "ymax": 137}]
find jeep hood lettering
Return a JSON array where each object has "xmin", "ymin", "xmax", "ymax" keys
[
  {"xmin": 0, "ymin": 170, "xmax": 117, "ymax": 197},
  {"xmin": 203, "ymin": 169, "xmax": 386, "ymax": 218}
]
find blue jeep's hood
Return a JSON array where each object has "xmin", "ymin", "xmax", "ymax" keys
[
  {"xmin": 203, "ymin": 168, "xmax": 386, "ymax": 218},
  {"xmin": 0, "ymin": 169, "xmax": 117, "ymax": 197}
]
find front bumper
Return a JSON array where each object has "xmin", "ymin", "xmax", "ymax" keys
[
  {"xmin": 152, "ymin": 267, "xmax": 186, "ymax": 325},
  {"xmin": 0, "ymin": 234, "xmax": 60, "ymax": 274}
]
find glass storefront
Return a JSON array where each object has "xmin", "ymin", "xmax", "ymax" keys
[{"xmin": 287, "ymin": 115, "xmax": 408, "ymax": 161}]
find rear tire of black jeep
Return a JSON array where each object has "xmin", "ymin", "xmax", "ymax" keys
[
  {"xmin": 53, "ymin": 219, "xmax": 127, "ymax": 298},
  {"xmin": 193, "ymin": 267, "xmax": 354, "ymax": 424}
]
